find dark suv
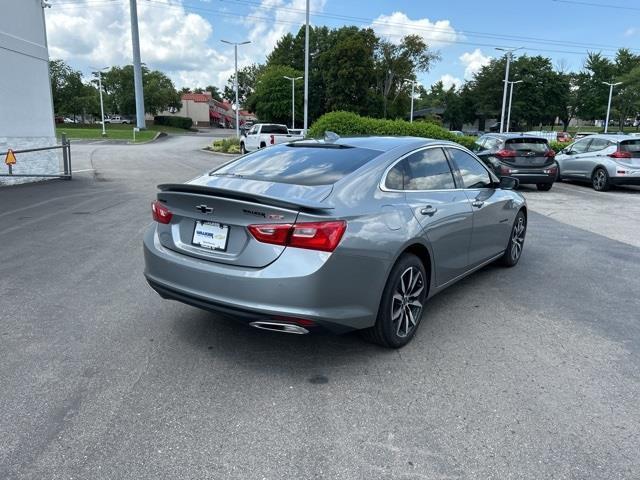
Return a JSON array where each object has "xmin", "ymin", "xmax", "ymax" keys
[{"xmin": 472, "ymin": 133, "xmax": 557, "ymax": 191}]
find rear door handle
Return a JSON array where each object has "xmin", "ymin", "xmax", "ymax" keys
[
  {"xmin": 472, "ymin": 200, "xmax": 484, "ymax": 208},
  {"xmin": 420, "ymin": 205, "xmax": 438, "ymax": 216}
]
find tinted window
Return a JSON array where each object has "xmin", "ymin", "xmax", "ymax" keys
[
  {"xmin": 448, "ymin": 149, "xmax": 492, "ymax": 189},
  {"xmin": 484, "ymin": 137, "xmax": 501, "ymax": 150},
  {"xmin": 620, "ymin": 139, "xmax": 640, "ymax": 157},
  {"xmin": 404, "ymin": 148, "xmax": 455, "ymax": 190},
  {"xmin": 570, "ymin": 138, "xmax": 591, "ymax": 154},
  {"xmin": 385, "ymin": 162, "xmax": 405, "ymax": 190},
  {"xmin": 588, "ymin": 138, "xmax": 611, "ymax": 152},
  {"xmin": 261, "ymin": 124, "xmax": 289, "ymax": 134},
  {"xmin": 505, "ymin": 137, "xmax": 549, "ymax": 154},
  {"xmin": 212, "ymin": 144, "xmax": 381, "ymax": 186}
]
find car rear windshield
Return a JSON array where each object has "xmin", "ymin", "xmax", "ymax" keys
[
  {"xmin": 261, "ymin": 125, "xmax": 289, "ymax": 134},
  {"xmin": 505, "ymin": 138, "xmax": 549, "ymax": 154},
  {"xmin": 620, "ymin": 140, "xmax": 640, "ymax": 156},
  {"xmin": 212, "ymin": 144, "xmax": 382, "ymax": 185}
]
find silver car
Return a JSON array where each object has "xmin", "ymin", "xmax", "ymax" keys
[
  {"xmin": 555, "ymin": 134, "xmax": 640, "ymax": 191},
  {"xmin": 143, "ymin": 137, "xmax": 527, "ymax": 348}
]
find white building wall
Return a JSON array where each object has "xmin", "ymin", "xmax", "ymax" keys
[{"xmin": 0, "ymin": 0, "xmax": 58, "ymax": 185}]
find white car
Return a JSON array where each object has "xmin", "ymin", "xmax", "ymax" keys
[{"xmin": 240, "ymin": 123, "xmax": 304, "ymax": 154}]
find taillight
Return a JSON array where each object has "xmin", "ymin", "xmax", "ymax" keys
[
  {"xmin": 270, "ymin": 134, "xmax": 275, "ymax": 145},
  {"xmin": 545, "ymin": 149, "xmax": 556, "ymax": 158},
  {"xmin": 609, "ymin": 150, "xmax": 632, "ymax": 159},
  {"xmin": 495, "ymin": 149, "xmax": 517, "ymax": 158},
  {"xmin": 499, "ymin": 165, "xmax": 512, "ymax": 175},
  {"xmin": 247, "ymin": 221, "xmax": 347, "ymax": 252},
  {"xmin": 151, "ymin": 200, "xmax": 172, "ymax": 224}
]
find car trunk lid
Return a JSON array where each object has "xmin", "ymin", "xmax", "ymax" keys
[
  {"xmin": 617, "ymin": 139, "xmax": 640, "ymax": 165},
  {"xmin": 155, "ymin": 177, "xmax": 333, "ymax": 268},
  {"xmin": 498, "ymin": 137, "xmax": 554, "ymax": 167}
]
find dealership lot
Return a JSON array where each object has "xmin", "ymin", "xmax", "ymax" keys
[{"xmin": 1, "ymin": 136, "xmax": 639, "ymax": 479}]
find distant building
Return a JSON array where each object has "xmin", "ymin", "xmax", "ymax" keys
[
  {"xmin": 0, "ymin": 0, "xmax": 57, "ymax": 185},
  {"xmin": 156, "ymin": 93, "xmax": 256, "ymax": 128}
]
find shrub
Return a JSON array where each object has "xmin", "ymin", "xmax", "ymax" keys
[
  {"xmin": 210, "ymin": 137, "xmax": 240, "ymax": 153},
  {"xmin": 549, "ymin": 140, "xmax": 570, "ymax": 153},
  {"xmin": 154, "ymin": 115, "xmax": 193, "ymax": 129},
  {"xmin": 308, "ymin": 111, "xmax": 477, "ymax": 150}
]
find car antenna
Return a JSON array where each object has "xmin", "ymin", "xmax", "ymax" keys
[{"xmin": 324, "ymin": 131, "xmax": 340, "ymax": 143}]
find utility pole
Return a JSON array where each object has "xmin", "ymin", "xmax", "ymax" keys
[
  {"xmin": 284, "ymin": 76, "xmax": 302, "ymax": 129},
  {"xmin": 506, "ymin": 80, "xmax": 522, "ymax": 133},
  {"xmin": 303, "ymin": 0, "xmax": 310, "ymax": 135},
  {"xmin": 129, "ymin": 0, "xmax": 146, "ymax": 129},
  {"xmin": 91, "ymin": 67, "xmax": 108, "ymax": 137},
  {"xmin": 602, "ymin": 81, "xmax": 622, "ymax": 133},
  {"xmin": 496, "ymin": 47, "xmax": 521, "ymax": 133},
  {"xmin": 221, "ymin": 39, "xmax": 251, "ymax": 138},
  {"xmin": 404, "ymin": 79, "xmax": 416, "ymax": 123}
]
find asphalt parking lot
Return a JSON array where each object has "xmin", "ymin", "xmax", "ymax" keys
[{"xmin": 1, "ymin": 135, "xmax": 639, "ymax": 480}]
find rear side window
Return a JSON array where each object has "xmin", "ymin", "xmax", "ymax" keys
[
  {"xmin": 588, "ymin": 138, "xmax": 611, "ymax": 151},
  {"xmin": 570, "ymin": 138, "xmax": 591, "ymax": 154},
  {"xmin": 505, "ymin": 138, "xmax": 549, "ymax": 154},
  {"xmin": 484, "ymin": 137, "xmax": 501, "ymax": 150},
  {"xmin": 385, "ymin": 148, "xmax": 456, "ymax": 191},
  {"xmin": 448, "ymin": 148, "xmax": 492, "ymax": 189},
  {"xmin": 261, "ymin": 124, "xmax": 289, "ymax": 134},
  {"xmin": 212, "ymin": 144, "xmax": 381, "ymax": 186}
]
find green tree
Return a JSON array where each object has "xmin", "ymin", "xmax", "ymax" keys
[
  {"xmin": 249, "ymin": 65, "xmax": 304, "ymax": 125},
  {"xmin": 205, "ymin": 85, "xmax": 222, "ymax": 101},
  {"xmin": 223, "ymin": 64, "xmax": 263, "ymax": 107},
  {"xmin": 102, "ymin": 65, "xmax": 180, "ymax": 115}
]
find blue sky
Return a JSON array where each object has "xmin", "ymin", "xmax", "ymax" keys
[{"xmin": 47, "ymin": 0, "xmax": 640, "ymax": 89}]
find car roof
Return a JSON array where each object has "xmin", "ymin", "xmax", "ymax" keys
[
  {"xmin": 585, "ymin": 134, "xmax": 638, "ymax": 142},
  {"xmin": 482, "ymin": 132, "xmax": 547, "ymax": 141},
  {"xmin": 293, "ymin": 136, "xmax": 459, "ymax": 151}
]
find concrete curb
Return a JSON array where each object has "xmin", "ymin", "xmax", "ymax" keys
[{"xmin": 201, "ymin": 148, "xmax": 240, "ymax": 157}]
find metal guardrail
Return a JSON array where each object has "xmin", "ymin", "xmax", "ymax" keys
[{"xmin": 0, "ymin": 135, "xmax": 72, "ymax": 180}]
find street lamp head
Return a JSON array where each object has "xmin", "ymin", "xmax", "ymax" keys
[{"xmin": 221, "ymin": 39, "xmax": 251, "ymax": 46}]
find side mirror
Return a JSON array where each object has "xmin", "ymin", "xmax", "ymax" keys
[{"xmin": 499, "ymin": 176, "xmax": 519, "ymax": 190}]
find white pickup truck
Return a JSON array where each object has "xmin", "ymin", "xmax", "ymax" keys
[{"xmin": 240, "ymin": 123, "xmax": 303, "ymax": 154}]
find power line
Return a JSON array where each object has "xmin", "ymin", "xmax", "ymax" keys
[{"xmin": 551, "ymin": 0, "xmax": 640, "ymax": 12}]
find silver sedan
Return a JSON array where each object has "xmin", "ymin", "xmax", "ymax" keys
[
  {"xmin": 143, "ymin": 136, "xmax": 527, "ymax": 348},
  {"xmin": 556, "ymin": 134, "xmax": 640, "ymax": 191}
]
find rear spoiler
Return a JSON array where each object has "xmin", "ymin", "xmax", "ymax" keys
[{"xmin": 157, "ymin": 183, "xmax": 334, "ymax": 213}]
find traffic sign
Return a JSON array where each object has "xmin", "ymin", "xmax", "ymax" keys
[{"xmin": 5, "ymin": 149, "xmax": 16, "ymax": 166}]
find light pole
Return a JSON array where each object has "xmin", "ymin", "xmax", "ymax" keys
[
  {"xmin": 129, "ymin": 0, "xmax": 146, "ymax": 129},
  {"xmin": 283, "ymin": 76, "xmax": 302, "ymax": 129},
  {"xmin": 222, "ymin": 39, "xmax": 251, "ymax": 138},
  {"xmin": 506, "ymin": 80, "xmax": 523, "ymax": 133},
  {"xmin": 403, "ymin": 79, "xmax": 417, "ymax": 123},
  {"xmin": 496, "ymin": 47, "xmax": 522, "ymax": 133},
  {"xmin": 303, "ymin": 0, "xmax": 310, "ymax": 135},
  {"xmin": 91, "ymin": 66, "xmax": 108, "ymax": 137},
  {"xmin": 602, "ymin": 81, "xmax": 622, "ymax": 133}
]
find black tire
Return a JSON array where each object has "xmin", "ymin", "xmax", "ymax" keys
[
  {"xmin": 240, "ymin": 142, "xmax": 247, "ymax": 154},
  {"xmin": 362, "ymin": 253, "xmax": 428, "ymax": 348},
  {"xmin": 500, "ymin": 210, "xmax": 526, "ymax": 267},
  {"xmin": 259, "ymin": 142, "xmax": 267, "ymax": 149},
  {"xmin": 592, "ymin": 167, "xmax": 611, "ymax": 191},
  {"xmin": 536, "ymin": 183, "xmax": 553, "ymax": 191}
]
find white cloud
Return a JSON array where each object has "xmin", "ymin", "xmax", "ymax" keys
[
  {"xmin": 45, "ymin": 0, "xmax": 326, "ymax": 88},
  {"xmin": 459, "ymin": 48, "xmax": 492, "ymax": 80},
  {"xmin": 624, "ymin": 27, "xmax": 638, "ymax": 37},
  {"xmin": 438, "ymin": 74, "xmax": 463, "ymax": 90},
  {"xmin": 370, "ymin": 11, "xmax": 461, "ymax": 47}
]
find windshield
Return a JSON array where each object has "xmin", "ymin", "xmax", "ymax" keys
[{"xmin": 211, "ymin": 144, "xmax": 381, "ymax": 185}]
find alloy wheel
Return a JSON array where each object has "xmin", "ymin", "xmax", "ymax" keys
[
  {"xmin": 391, "ymin": 267, "xmax": 424, "ymax": 338},
  {"xmin": 593, "ymin": 169, "xmax": 607, "ymax": 190},
  {"xmin": 510, "ymin": 216, "xmax": 526, "ymax": 262}
]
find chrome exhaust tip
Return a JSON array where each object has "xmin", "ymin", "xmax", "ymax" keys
[{"xmin": 249, "ymin": 321, "xmax": 309, "ymax": 335}]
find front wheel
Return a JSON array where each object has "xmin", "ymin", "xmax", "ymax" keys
[
  {"xmin": 500, "ymin": 211, "xmax": 526, "ymax": 267},
  {"xmin": 362, "ymin": 253, "xmax": 428, "ymax": 348},
  {"xmin": 592, "ymin": 168, "xmax": 611, "ymax": 191},
  {"xmin": 536, "ymin": 183, "xmax": 552, "ymax": 191}
]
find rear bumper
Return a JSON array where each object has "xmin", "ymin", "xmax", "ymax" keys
[
  {"xmin": 511, "ymin": 173, "xmax": 555, "ymax": 185},
  {"xmin": 493, "ymin": 162, "xmax": 556, "ymax": 185},
  {"xmin": 610, "ymin": 176, "xmax": 640, "ymax": 186},
  {"xmin": 143, "ymin": 225, "xmax": 389, "ymax": 333}
]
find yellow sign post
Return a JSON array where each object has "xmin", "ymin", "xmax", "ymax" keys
[{"xmin": 4, "ymin": 148, "xmax": 16, "ymax": 175}]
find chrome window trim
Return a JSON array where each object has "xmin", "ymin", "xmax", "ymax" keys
[{"xmin": 379, "ymin": 144, "xmax": 494, "ymax": 193}]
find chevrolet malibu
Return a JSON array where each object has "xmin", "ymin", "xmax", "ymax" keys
[{"xmin": 143, "ymin": 136, "xmax": 527, "ymax": 348}]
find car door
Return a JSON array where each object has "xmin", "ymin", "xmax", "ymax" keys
[
  {"xmin": 576, "ymin": 137, "xmax": 612, "ymax": 177},
  {"xmin": 244, "ymin": 125, "xmax": 259, "ymax": 150},
  {"xmin": 385, "ymin": 147, "xmax": 474, "ymax": 287},
  {"xmin": 446, "ymin": 147, "xmax": 513, "ymax": 267},
  {"xmin": 558, "ymin": 138, "xmax": 592, "ymax": 178}
]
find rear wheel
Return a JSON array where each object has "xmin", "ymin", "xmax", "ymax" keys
[
  {"xmin": 362, "ymin": 253, "xmax": 427, "ymax": 348},
  {"xmin": 500, "ymin": 211, "xmax": 526, "ymax": 267},
  {"xmin": 536, "ymin": 183, "xmax": 552, "ymax": 191},
  {"xmin": 592, "ymin": 168, "xmax": 611, "ymax": 191}
]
